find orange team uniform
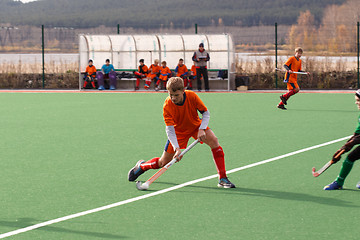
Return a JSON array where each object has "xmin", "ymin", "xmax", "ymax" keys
[
  {"xmin": 284, "ymin": 56, "xmax": 302, "ymax": 90},
  {"xmin": 147, "ymin": 64, "xmax": 161, "ymax": 80},
  {"xmin": 159, "ymin": 66, "xmax": 171, "ymax": 81},
  {"xmin": 85, "ymin": 65, "xmax": 97, "ymax": 78},
  {"xmin": 190, "ymin": 65, "xmax": 196, "ymax": 76},
  {"xmin": 176, "ymin": 64, "xmax": 188, "ymax": 77},
  {"xmin": 163, "ymin": 90, "xmax": 209, "ymax": 153}
]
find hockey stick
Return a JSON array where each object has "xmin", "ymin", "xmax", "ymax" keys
[
  {"xmin": 275, "ymin": 68, "xmax": 308, "ymax": 75},
  {"xmin": 136, "ymin": 139, "xmax": 200, "ymax": 190},
  {"xmin": 312, "ymin": 149, "xmax": 345, "ymax": 177}
]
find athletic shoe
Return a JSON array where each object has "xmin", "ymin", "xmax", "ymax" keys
[
  {"xmin": 218, "ymin": 178, "xmax": 236, "ymax": 188},
  {"xmin": 135, "ymin": 86, "xmax": 139, "ymax": 91},
  {"xmin": 110, "ymin": 85, "xmax": 115, "ymax": 90},
  {"xmin": 277, "ymin": 104, "xmax": 287, "ymax": 110},
  {"xmin": 155, "ymin": 85, "xmax": 160, "ymax": 91},
  {"xmin": 128, "ymin": 160, "xmax": 145, "ymax": 182},
  {"xmin": 356, "ymin": 181, "xmax": 360, "ymax": 189},
  {"xmin": 280, "ymin": 95, "xmax": 287, "ymax": 105},
  {"xmin": 98, "ymin": 85, "xmax": 105, "ymax": 90},
  {"xmin": 323, "ymin": 181, "xmax": 343, "ymax": 190},
  {"xmin": 144, "ymin": 84, "xmax": 149, "ymax": 90}
]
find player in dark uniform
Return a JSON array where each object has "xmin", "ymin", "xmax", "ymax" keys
[{"xmin": 324, "ymin": 89, "xmax": 360, "ymax": 190}]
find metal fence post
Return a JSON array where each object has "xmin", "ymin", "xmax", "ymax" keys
[
  {"xmin": 275, "ymin": 22, "xmax": 278, "ymax": 89},
  {"xmin": 195, "ymin": 24, "xmax": 198, "ymax": 34},
  {"xmin": 117, "ymin": 24, "xmax": 120, "ymax": 34},
  {"xmin": 42, "ymin": 25, "xmax": 45, "ymax": 89},
  {"xmin": 357, "ymin": 21, "xmax": 359, "ymax": 89}
]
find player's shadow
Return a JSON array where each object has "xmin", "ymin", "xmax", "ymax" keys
[
  {"xmin": 288, "ymin": 108, "xmax": 357, "ymax": 113},
  {"xmin": 155, "ymin": 182, "xmax": 358, "ymax": 208},
  {"xmin": 0, "ymin": 218, "xmax": 127, "ymax": 239}
]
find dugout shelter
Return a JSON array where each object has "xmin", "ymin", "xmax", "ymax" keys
[{"xmin": 79, "ymin": 34, "xmax": 235, "ymax": 90}]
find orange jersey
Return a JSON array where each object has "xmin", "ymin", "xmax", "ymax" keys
[
  {"xmin": 138, "ymin": 64, "xmax": 148, "ymax": 75},
  {"xmin": 176, "ymin": 64, "xmax": 188, "ymax": 77},
  {"xmin": 163, "ymin": 90, "xmax": 208, "ymax": 136},
  {"xmin": 159, "ymin": 66, "xmax": 171, "ymax": 81},
  {"xmin": 149, "ymin": 64, "xmax": 161, "ymax": 74},
  {"xmin": 85, "ymin": 65, "xmax": 97, "ymax": 76},
  {"xmin": 284, "ymin": 56, "xmax": 302, "ymax": 83},
  {"xmin": 190, "ymin": 65, "xmax": 196, "ymax": 76},
  {"xmin": 148, "ymin": 64, "xmax": 161, "ymax": 79}
]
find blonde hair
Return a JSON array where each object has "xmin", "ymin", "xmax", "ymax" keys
[
  {"xmin": 166, "ymin": 77, "xmax": 184, "ymax": 92},
  {"xmin": 154, "ymin": 59, "xmax": 159, "ymax": 64},
  {"xmin": 295, "ymin": 47, "xmax": 303, "ymax": 54}
]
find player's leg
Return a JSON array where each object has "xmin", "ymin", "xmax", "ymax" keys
[
  {"xmin": 201, "ymin": 128, "xmax": 235, "ymax": 188},
  {"xmin": 128, "ymin": 139, "xmax": 177, "ymax": 181},
  {"xmin": 280, "ymin": 82, "xmax": 299, "ymax": 104},
  {"xmin": 196, "ymin": 69, "xmax": 202, "ymax": 91},
  {"xmin": 324, "ymin": 145, "xmax": 360, "ymax": 190},
  {"xmin": 203, "ymin": 69, "xmax": 210, "ymax": 91},
  {"xmin": 96, "ymin": 72, "xmax": 105, "ymax": 90}
]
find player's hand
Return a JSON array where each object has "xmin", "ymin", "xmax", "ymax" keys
[
  {"xmin": 306, "ymin": 72, "xmax": 310, "ymax": 75},
  {"xmin": 288, "ymin": 70, "xmax": 293, "ymax": 74},
  {"xmin": 174, "ymin": 148, "xmax": 182, "ymax": 162},
  {"xmin": 198, "ymin": 129, "xmax": 206, "ymax": 142},
  {"xmin": 332, "ymin": 149, "xmax": 343, "ymax": 163}
]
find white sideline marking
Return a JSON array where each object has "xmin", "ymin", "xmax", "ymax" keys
[{"xmin": 0, "ymin": 135, "xmax": 351, "ymax": 239}]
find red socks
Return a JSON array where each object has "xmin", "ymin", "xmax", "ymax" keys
[
  {"xmin": 283, "ymin": 89, "xmax": 296, "ymax": 99},
  {"xmin": 140, "ymin": 157, "xmax": 160, "ymax": 171},
  {"xmin": 212, "ymin": 146, "xmax": 227, "ymax": 179},
  {"xmin": 136, "ymin": 78, "xmax": 140, "ymax": 87}
]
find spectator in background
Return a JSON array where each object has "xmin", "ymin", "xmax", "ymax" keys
[
  {"xmin": 192, "ymin": 43, "xmax": 210, "ymax": 92},
  {"xmin": 96, "ymin": 59, "xmax": 116, "ymax": 90},
  {"xmin": 134, "ymin": 59, "xmax": 148, "ymax": 90},
  {"xmin": 175, "ymin": 58, "xmax": 189, "ymax": 89},
  {"xmin": 146, "ymin": 59, "xmax": 161, "ymax": 90},
  {"xmin": 156, "ymin": 61, "xmax": 171, "ymax": 91},
  {"xmin": 83, "ymin": 59, "xmax": 96, "ymax": 89},
  {"xmin": 187, "ymin": 62, "xmax": 197, "ymax": 90}
]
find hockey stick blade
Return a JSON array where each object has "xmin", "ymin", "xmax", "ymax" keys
[{"xmin": 312, "ymin": 149, "xmax": 345, "ymax": 177}]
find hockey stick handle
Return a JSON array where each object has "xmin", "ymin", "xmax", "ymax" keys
[
  {"xmin": 330, "ymin": 149, "xmax": 346, "ymax": 164},
  {"xmin": 145, "ymin": 139, "xmax": 200, "ymax": 185},
  {"xmin": 275, "ymin": 68, "xmax": 308, "ymax": 75}
]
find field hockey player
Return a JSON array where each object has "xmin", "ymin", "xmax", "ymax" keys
[
  {"xmin": 128, "ymin": 77, "xmax": 235, "ymax": 188},
  {"xmin": 324, "ymin": 89, "xmax": 360, "ymax": 190}
]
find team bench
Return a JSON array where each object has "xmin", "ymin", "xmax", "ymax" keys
[{"xmin": 80, "ymin": 69, "xmax": 229, "ymax": 90}]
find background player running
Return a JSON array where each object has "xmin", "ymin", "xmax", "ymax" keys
[
  {"xmin": 128, "ymin": 77, "xmax": 235, "ymax": 188},
  {"xmin": 277, "ymin": 47, "xmax": 309, "ymax": 110},
  {"xmin": 324, "ymin": 89, "xmax": 360, "ymax": 190}
]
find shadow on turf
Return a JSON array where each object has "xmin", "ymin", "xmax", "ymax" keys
[
  {"xmin": 154, "ymin": 182, "xmax": 359, "ymax": 208},
  {"xmin": 288, "ymin": 108, "xmax": 357, "ymax": 113},
  {"xmin": 0, "ymin": 218, "xmax": 127, "ymax": 239}
]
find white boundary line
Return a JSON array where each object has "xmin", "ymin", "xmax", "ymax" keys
[{"xmin": 0, "ymin": 135, "xmax": 351, "ymax": 239}]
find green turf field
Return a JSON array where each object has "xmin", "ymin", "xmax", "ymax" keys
[{"xmin": 0, "ymin": 91, "xmax": 359, "ymax": 240}]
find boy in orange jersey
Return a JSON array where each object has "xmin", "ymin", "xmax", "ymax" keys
[
  {"xmin": 83, "ymin": 59, "xmax": 97, "ymax": 89},
  {"xmin": 145, "ymin": 59, "xmax": 161, "ymax": 89},
  {"xmin": 175, "ymin": 58, "xmax": 189, "ymax": 88},
  {"xmin": 155, "ymin": 61, "xmax": 172, "ymax": 91},
  {"xmin": 277, "ymin": 47, "xmax": 310, "ymax": 110},
  {"xmin": 128, "ymin": 77, "xmax": 235, "ymax": 188},
  {"xmin": 133, "ymin": 59, "xmax": 148, "ymax": 90},
  {"xmin": 187, "ymin": 62, "xmax": 197, "ymax": 90}
]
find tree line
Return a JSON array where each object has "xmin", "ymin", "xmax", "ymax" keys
[{"xmin": 0, "ymin": 0, "xmax": 345, "ymax": 28}]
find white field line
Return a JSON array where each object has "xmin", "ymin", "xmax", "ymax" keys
[{"xmin": 0, "ymin": 135, "xmax": 351, "ymax": 239}]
